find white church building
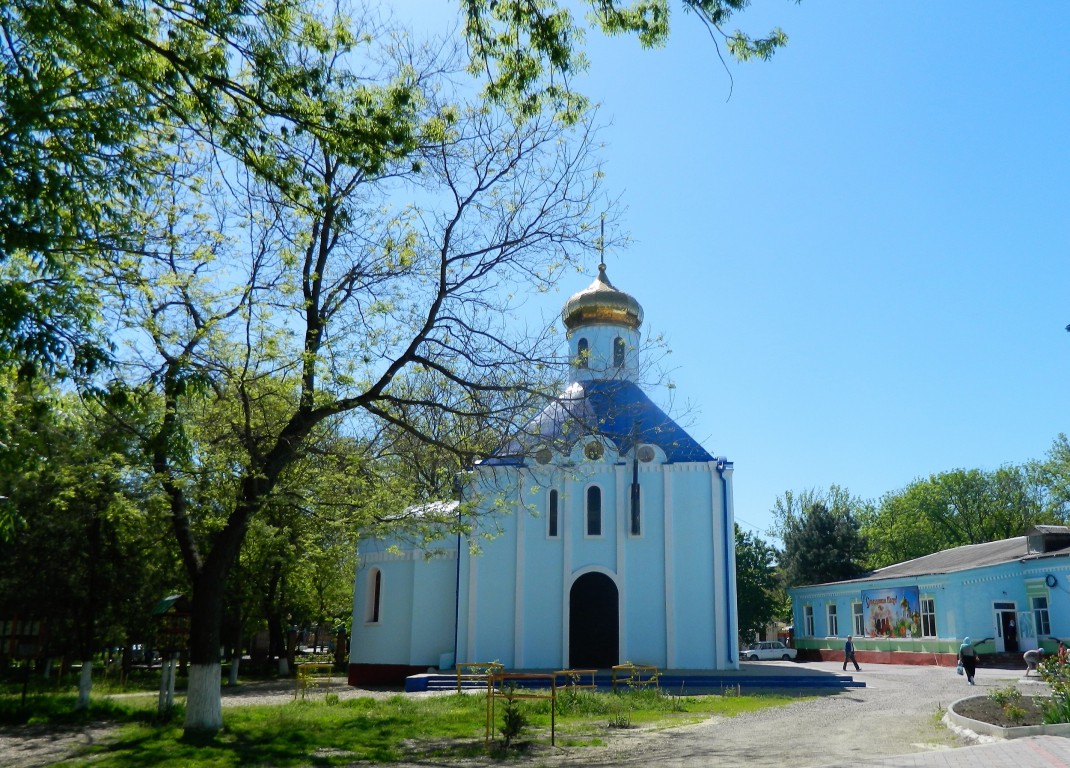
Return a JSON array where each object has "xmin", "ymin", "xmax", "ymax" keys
[{"xmin": 348, "ymin": 265, "xmax": 739, "ymax": 684}]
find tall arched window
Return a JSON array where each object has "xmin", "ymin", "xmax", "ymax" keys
[
  {"xmin": 577, "ymin": 338, "xmax": 589, "ymax": 368},
  {"xmin": 548, "ymin": 489, "xmax": 559, "ymax": 538},
  {"xmin": 613, "ymin": 337, "xmax": 626, "ymax": 368},
  {"xmin": 366, "ymin": 568, "xmax": 382, "ymax": 623},
  {"xmin": 586, "ymin": 486, "xmax": 602, "ymax": 536}
]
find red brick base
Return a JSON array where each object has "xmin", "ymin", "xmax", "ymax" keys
[
  {"xmin": 798, "ymin": 649, "xmax": 959, "ymax": 667},
  {"xmin": 348, "ymin": 663, "xmax": 430, "ymax": 686}
]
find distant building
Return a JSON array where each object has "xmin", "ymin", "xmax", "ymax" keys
[
  {"xmin": 788, "ymin": 526, "xmax": 1070, "ymax": 664},
  {"xmin": 349, "ymin": 265, "xmax": 738, "ymax": 684}
]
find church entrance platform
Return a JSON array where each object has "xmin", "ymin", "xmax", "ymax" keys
[{"xmin": 403, "ymin": 661, "xmax": 865, "ymax": 693}]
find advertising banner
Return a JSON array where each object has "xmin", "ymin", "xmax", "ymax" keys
[{"xmin": 862, "ymin": 586, "xmax": 920, "ymax": 638}]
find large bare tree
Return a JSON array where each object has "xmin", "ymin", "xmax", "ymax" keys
[{"xmin": 97, "ymin": 7, "xmax": 604, "ymax": 732}]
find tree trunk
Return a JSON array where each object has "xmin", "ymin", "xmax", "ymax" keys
[
  {"xmin": 185, "ymin": 663, "xmax": 222, "ymax": 732},
  {"xmin": 75, "ymin": 660, "xmax": 93, "ymax": 710},
  {"xmin": 183, "ymin": 570, "xmax": 226, "ymax": 733},
  {"xmin": 228, "ymin": 653, "xmax": 240, "ymax": 687}
]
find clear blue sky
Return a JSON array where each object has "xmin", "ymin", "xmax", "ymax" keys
[{"xmin": 400, "ymin": 2, "xmax": 1070, "ymax": 540}]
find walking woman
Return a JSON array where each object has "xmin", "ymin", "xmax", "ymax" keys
[{"xmin": 958, "ymin": 637, "xmax": 977, "ymax": 685}]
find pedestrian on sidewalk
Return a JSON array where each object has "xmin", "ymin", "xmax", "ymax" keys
[
  {"xmin": 1024, "ymin": 648, "xmax": 1045, "ymax": 676},
  {"xmin": 958, "ymin": 637, "xmax": 977, "ymax": 685},
  {"xmin": 843, "ymin": 635, "xmax": 860, "ymax": 671}
]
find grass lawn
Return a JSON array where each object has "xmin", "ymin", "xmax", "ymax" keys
[{"xmin": 1, "ymin": 685, "xmax": 802, "ymax": 766}]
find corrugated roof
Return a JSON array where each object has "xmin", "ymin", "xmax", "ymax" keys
[
  {"xmin": 480, "ymin": 379, "xmax": 714, "ymax": 466},
  {"xmin": 797, "ymin": 531, "xmax": 1070, "ymax": 589}
]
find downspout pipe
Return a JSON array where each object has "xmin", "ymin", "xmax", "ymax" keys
[
  {"xmin": 452, "ymin": 474, "xmax": 464, "ymax": 670},
  {"xmin": 716, "ymin": 458, "xmax": 736, "ymax": 665}
]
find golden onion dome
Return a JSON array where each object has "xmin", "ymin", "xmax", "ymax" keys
[{"xmin": 561, "ymin": 263, "xmax": 643, "ymax": 331}]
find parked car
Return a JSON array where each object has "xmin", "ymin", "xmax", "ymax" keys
[{"xmin": 743, "ymin": 640, "xmax": 797, "ymax": 661}]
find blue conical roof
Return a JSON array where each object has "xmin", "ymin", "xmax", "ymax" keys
[{"xmin": 481, "ymin": 379, "xmax": 713, "ymax": 465}]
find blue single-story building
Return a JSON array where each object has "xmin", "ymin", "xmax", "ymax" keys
[{"xmin": 788, "ymin": 525, "xmax": 1070, "ymax": 665}]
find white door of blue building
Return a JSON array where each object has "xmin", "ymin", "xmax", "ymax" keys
[{"xmin": 993, "ymin": 601, "xmax": 1019, "ymax": 653}]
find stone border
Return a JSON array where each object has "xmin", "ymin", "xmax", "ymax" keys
[{"xmin": 946, "ymin": 695, "xmax": 1070, "ymax": 739}]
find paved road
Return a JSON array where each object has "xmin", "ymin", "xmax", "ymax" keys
[{"xmin": 543, "ymin": 661, "xmax": 1066, "ymax": 768}]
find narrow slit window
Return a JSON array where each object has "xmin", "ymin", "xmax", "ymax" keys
[
  {"xmin": 586, "ymin": 486, "xmax": 601, "ymax": 536},
  {"xmin": 630, "ymin": 484, "xmax": 640, "ymax": 535},
  {"xmin": 367, "ymin": 569, "xmax": 382, "ymax": 623},
  {"xmin": 577, "ymin": 338, "xmax": 589, "ymax": 368},
  {"xmin": 548, "ymin": 490, "xmax": 559, "ymax": 538},
  {"xmin": 614, "ymin": 337, "xmax": 626, "ymax": 367}
]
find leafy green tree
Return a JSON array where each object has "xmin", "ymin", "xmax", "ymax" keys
[
  {"xmin": 776, "ymin": 489, "xmax": 868, "ymax": 587},
  {"xmin": 859, "ymin": 465, "xmax": 1063, "ymax": 569},
  {"xmin": 0, "ymin": 383, "xmax": 178, "ymax": 706},
  {"xmin": 1037, "ymin": 434, "xmax": 1070, "ymax": 520},
  {"xmin": 88, "ymin": 3, "xmax": 614, "ymax": 732},
  {"xmin": 4, "ymin": 0, "xmax": 792, "ymax": 736},
  {"xmin": 734, "ymin": 525, "xmax": 782, "ymax": 644},
  {"xmin": 1, "ymin": 0, "xmax": 788, "ymax": 380}
]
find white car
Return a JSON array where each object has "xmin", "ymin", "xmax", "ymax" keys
[{"xmin": 743, "ymin": 640, "xmax": 797, "ymax": 661}]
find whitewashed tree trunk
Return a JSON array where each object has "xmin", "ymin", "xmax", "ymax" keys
[
  {"xmin": 158, "ymin": 657, "xmax": 177, "ymax": 715},
  {"xmin": 228, "ymin": 654, "xmax": 240, "ymax": 687},
  {"xmin": 183, "ymin": 663, "xmax": 222, "ymax": 732},
  {"xmin": 278, "ymin": 657, "xmax": 289, "ymax": 676},
  {"xmin": 75, "ymin": 660, "xmax": 93, "ymax": 710}
]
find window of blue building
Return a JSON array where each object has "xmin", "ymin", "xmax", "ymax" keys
[
  {"xmin": 1033, "ymin": 596, "xmax": 1051, "ymax": 636},
  {"xmin": 921, "ymin": 597, "xmax": 936, "ymax": 637},
  {"xmin": 548, "ymin": 489, "xmax": 559, "ymax": 538},
  {"xmin": 586, "ymin": 486, "xmax": 601, "ymax": 536},
  {"xmin": 613, "ymin": 337, "xmax": 626, "ymax": 367},
  {"xmin": 852, "ymin": 602, "xmax": 864, "ymax": 636},
  {"xmin": 826, "ymin": 604, "xmax": 838, "ymax": 636},
  {"xmin": 577, "ymin": 338, "xmax": 589, "ymax": 368},
  {"xmin": 366, "ymin": 568, "xmax": 381, "ymax": 623},
  {"xmin": 803, "ymin": 605, "xmax": 814, "ymax": 636}
]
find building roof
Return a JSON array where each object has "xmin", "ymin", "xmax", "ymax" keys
[
  {"xmin": 561, "ymin": 263, "xmax": 643, "ymax": 331},
  {"xmin": 480, "ymin": 378, "xmax": 715, "ymax": 465},
  {"xmin": 802, "ymin": 533, "xmax": 1070, "ymax": 588}
]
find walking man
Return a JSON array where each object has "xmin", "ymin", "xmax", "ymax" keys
[{"xmin": 843, "ymin": 635, "xmax": 860, "ymax": 671}]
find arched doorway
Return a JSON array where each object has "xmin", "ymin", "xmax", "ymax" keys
[{"xmin": 569, "ymin": 572, "xmax": 619, "ymax": 668}]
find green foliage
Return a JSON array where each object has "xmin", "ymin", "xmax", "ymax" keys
[
  {"xmin": 1039, "ymin": 653, "xmax": 1070, "ymax": 724},
  {"xmin": 498, "ymin": 684, "xmax": 528, "ymax": 746},
  {"xmin": 860, "ymin": 460, "xmax": 1065, "ymax": 568},
  {"xmin": 774, "ymin": 488, "xmax": 868, "ymax": 587},
  {"xmin": 0, "ymin": 382, "xmax": 179, "ymax": 658},
  {"xmin": 461, "ymin": 0, "xmax": 789, "ymax": 121},
  {"xmin": 1, "ymin": 0, "xmax": 795, "ymax": 736},
  {"xmin": 734, "ymin": 525, "xmax": 783, "ymax": 642},
  {"xmin": 987, "ymin": 684, "xmax": 1021, "ymax": 708},
  {"xmin": 0, "ymin": 688, "xmax": 797, "ymax": 764}
]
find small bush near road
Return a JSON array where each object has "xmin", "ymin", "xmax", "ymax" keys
[{"xmin": 1040, "ymin": 652, "xmax": 1070, "ymax": 724}]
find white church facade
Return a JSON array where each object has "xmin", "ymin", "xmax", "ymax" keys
[{"xmin": 349, "ymin": 265, "xmax": 739, "ymax": 684}]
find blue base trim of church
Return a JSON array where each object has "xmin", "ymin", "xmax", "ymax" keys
[{"xmin": 402, "ymin": 671, "xmax": 866, "ymax": 693}]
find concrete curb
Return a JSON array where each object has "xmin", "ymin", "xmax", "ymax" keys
[{"xmin": 946, "ymin": 695, "xmax": 1070, "ymax": 739}]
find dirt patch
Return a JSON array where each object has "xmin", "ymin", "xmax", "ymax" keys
[
  {"xmin": 0, "ymin": 722, "xmax": 119, "ymax": 768},
  {"xmin": 951, "ymin": 694, "xmax": 1048, "ymax": 728}
]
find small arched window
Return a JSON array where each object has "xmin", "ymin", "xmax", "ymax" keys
[
  {"xmin": 366, "ymin": 568, "xmax": 382, "ymax": 623},
  {"xmin": 586, "ymin": 486, "xmax": 602, "ymax": 536},
  {"xmin": 577, "ymin": 338, "xmax": 589, "ymax": 368},
  {"xmin": 548, "ymin": 489, "xmax": 559, "ymax": 538},
  {"xmin": 613, "ymin": 337, "xmax": 626, "ymax": 368}
]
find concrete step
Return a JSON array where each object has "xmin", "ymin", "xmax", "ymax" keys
[{"xmin": 406, "ymin": 671, "xmax": 865, "ymax": 693}]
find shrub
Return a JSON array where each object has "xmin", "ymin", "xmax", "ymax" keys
[
  {"xmin": 499, "ymin": 685, "xmax": 527, "ymax": 747},
  {"xmin": 1038, "ymin": 653, "xmax": 1070, "ymax": 724}
]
